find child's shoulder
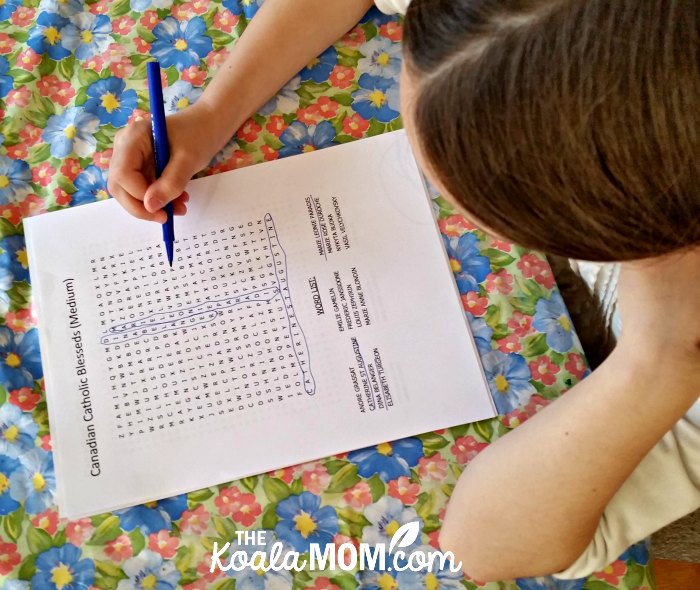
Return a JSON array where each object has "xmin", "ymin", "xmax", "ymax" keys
[{"xmin": 375, "ymin": 0, "xmax": 410, "ymax": 16}]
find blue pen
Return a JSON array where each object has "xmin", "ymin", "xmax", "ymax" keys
[{"xmin": 146, "ymin": 61, "xmax": 175, "ymax": 267}]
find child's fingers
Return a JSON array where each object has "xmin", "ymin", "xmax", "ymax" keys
[
  {"xmin": 112, "ymin": 183, "xmax": 167, "ymax": 223},
  {"xmin": 143, "ymin": 156, "xmax": 193, "ymax": 213},
  {"xmin": 171, "ymin": 192, "xmax": 189, "ymax": 216}
]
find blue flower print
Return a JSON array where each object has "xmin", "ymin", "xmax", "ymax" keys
[
  {"xmin": 516, "ymin": 577, "xmax": 585, "ymax": 590},
  {"xmin": 32, "ymin": 544, "xmax": 95, "ymax": 590},
  {"xmin": 442, "ymin": 233, "xmax": 491, "ymax": 294},
  {"xmin": 61, "ymin": 13, "xmax": 112, "ymax": 60},
  {"xmin": 300, "ymin": 46, "xmax": 338, "ymax": 84},
  {"xmin": 28, "ymin": 12, "xmax": 71, "ymax": 60},
  {"xmin": 130, "ymin": 0, "xmax": 174, "ymax": 11},
  {"xmin": 116, "ymin": 494, "xmax": 187, "ymax": 535},
  {"xmin": 73, "ymin": 165, "xmax": 110, "ymax": 206},
  {"xmin": 0, "ymin": 56, "xmax": 12, "ymax": 99},
  {"xmin": 275, "ymin": 491, "xmax": 339, "ymax": 553},
  {"xmin": 226, "ymin": 531, "xmax": 294, "ymax": 590},
  {"xmin": 362, "ymin": 496, "xmax": 422, "ymax": 548},
  {"xmin": 38, "ymin": 0, "xmax": 84, "ymax": 17},
  {"xmin": 43, "ymin": 107, "xmax": 99, "ymax": 158},
  {"xmin": 468, "ymin": 316, "xmax": 493, "ymax": 355},
  {"xmin": 348, "ymin": 437, "xmax": 423, "ymax": 482},
  {"xmin": 9, "ymin": 448, "xmax": 55, "ymax": 514},
  {"xmin": 619, "ymin": 540, "xmax": 649, "ymax": 566},
  {"xmin": 259, "ymin": 75, "xmax": 301, "ymax": 116},
  {"xmin": 395, "ymin": 545, "xmax": 464, "ymax": 590},
  {"xmin": 151, "ymin": 17, "xmax": 212, "ymax": 71},
  {"xmin": 352, "ymin": 73, "xmax": 400, "ymax": 123},
  {"xmin": 0, "ymin": 154, "xmax": 32, "ymax": 205},
  {"xmin": 0, "ymin": 235, "xmax": 30, "ymax": 283},
  {"xmin": 0, "ymin": 454, "xmax": 21, "ymax": 514},
  {"xmin": 356, "ymin": 560, "xmax": 399, "ymax": 590},
  {"xmin": 358, "ymin": 36, "xmax": 402, "ymax": 79},
  {"xmin": 279, "ymin": 121, "xmax": 336, "ymax": 158},
  {"xmin": 83, "ymin": 77, "xmax": 137, "ymax": 127},
  {"xmin": 223, "ymin": 0, "xmax": 263, "ymax": 20},
  {"xmin": 119, "ymin": 550, "xmax": 180, "ymax": 590},
  {"xmin": 162, "ymin": 80, "xmax": 202, "ymax": 115},
  {"xmin": 481, "ymin": 350, "xmax": 535, "ymax": 414},
  {"xmin": 0, "ymin": 327, "xmax": 43, "ymax": 391},
  {"xmin": 360, "ymin": 6, "xmax": 395, "ymax": 26},
  {"xmin": 2, "ymin": 580, "xmax": 30, "ymax": 590},
  {"xmin": 0, "ymin": 404, "xmax": 39, "ymax": 458},
  {"xmin": 0, "ymin": 267, "xmax": 12, "ymax": 315},
  {"xmin": 533, "ymin": 291, "xmax": 575, "ymax": 353},
  {"xmin": 0, "ymin": 0, "xmax": 20, "ymax": 20}
]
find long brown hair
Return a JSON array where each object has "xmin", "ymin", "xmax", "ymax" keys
[{"xmin": 403, "ymin": 0, "xmax": 700, "ymax": 262}]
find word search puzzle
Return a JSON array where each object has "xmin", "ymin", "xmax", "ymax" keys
[{"xmin": 26, "ymin": 131, "xmax": 495, "ymax": 518}]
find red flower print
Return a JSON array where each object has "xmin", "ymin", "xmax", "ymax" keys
[
  {"xmin": 197, "ymin": 557, "xmax": 224, "ymax": 582},
  {"xmin": 11, "ymin": 5, "xmax": 35, "ymax": 27},
  {"xmin": 301, "ymin": 464, "xmax": 330, "ymax": 495},
  {"xmin": 594, "ymin": 560, "xmax": 627, "ymax": 585},
  {"xmin": 490, "ymin": 238, "xmax": 512, "ymax": 252},
  {"xmin": 53, "ymin": 187, "xmax": 73, "ymax": 206},
  {"xmin": 19, "ymin": 124, "xmax": 43, "ymax": 147},
  {"xmin": 214, "ymin": 9, "xmax": 239, "ymax": 33},
  {"xmin": 507, "ymin": 311, "xmax": 533, "ymax": 337},
  {"xmin": 438, "ymin": 214, "xmax": 476, "ymax": 237},
  {"xmin": 19, "ymin": 195, "xmax": 47, "ymax": 218},
  {"xmin": 181, "ymin": 504, "xmax": 210, "ymax": 535},
  {"xmin": 261, "ymin": 145, "xmax": 279, "ymax": 161},
  {"xmin": 66, "ymin": 518, "xmax": 93, "ymax": 545},
  {"xmin": 0, "ymin": 205, "xmax": 21, "ymax": 225},
  {"xmin": 172, "ymin": 4, "xmax": 193, "ymax": 20},
  {"xmin": 333, "ymin": 534, "xmax": 359, "ymax": 566},
  {"xmin": 105, "ymin": 534, "xmax": 132, "ymax": 562},
  {"xmin": 128, "ymin": 109, "xmax": 149, "ymax": 124},
  {"xmin": 40, "ymin": 434, "xmax": 52, "ymax": 451},
  {"xmin": 517, "ymin": 253, "xmax": 544, "ymax": 278},
  {"xmin": 206, "ymin": 48, "xmax": 230, "ymax": 69},
  {"xmin": 316, "ymin": 96, "xmax": 340, "ymax": 119},
  {"xmin": 0, "ymin": 542, "xmax": 21, "ymax": 575},
  {"xmin": 268, "ymin": 466, "xmax": 295, "ymax": 484},
  {"xmin": 232, "ymin": 493, "xmax": 262, "ymax": 526},
  {"xmin": 109, "ymin": 58, "xmax": 134, "ymax": 79},
  {"xmin": 343, "ymin": 481, "xmax": 372, "ymax": 510},
  {"xmin": 485, "ymin": 270, "xmax": 514, "ymax": 295},
  {"xmin": 149, "ymin": 530, "xmax": 179, "ymax": 558},
  {"xmin": 310, "ymin": 576, "xmax": 341, "ymax": 590},
  {"xmin": 6, "ymin": 309, "xmax": 35, "ymax": 333},
  {"xmin": 297, "ymin": 105, "xmax": 324, "ymax": 126},
  {"xmin": 265, "ymin": 115, "xmax": 287, "ymax": 137},
  {"xmin": 187, "ymin": 0, "xmax": 210, "ymax": 15},
  {"xmin": 451, "ymin": 435, "xmax": 488, "ymax": 463},
  {"xmin": 0, "ymin": 33, "xmax": 15, "ymax": 54},
  {"xmin": 184, "ymin": 581, "xmax": 209, "ymax": 590},
  {"xmin": 461, "ymin": 291, "xmax": 488, "ymax": 317},
  {"xmin": 496, "ymin": 333, "xmax": 522, "ymax": 354},
  {"xmin": 238, "ymin": 119, "xmax": 262, "ymax": 143},
  {"xmin": 82, "ymin": 55, "xmax": 104, "ymax": 71},
  {"xmin": 215, "ymin": 485, "xmax": 243, "ymax": 516},
  {"xmin": 52, "ymin": 83, "xmax": 76, "ymax": 107},
  {"xmin": 6, "ymin": 144, "xmax": 28, "ymax": 160},
  {"xmin": 329, "ymin": 65, "xmax": 355, "ymax": 89},
  {"xmin": 9, "ymin": 387, "xmax": 41, "ymax": 411},
  {"xmin": 134, "ymin": 38, "xmax": 150, "ymax": 54},
  {"xmin": 230, "ymin": 150, "xmax": 253, "ymax": 169},
  {"xmin": 341, "ymin": 27, "xmax": 366, "ymax": 48},
  {"xmin": 6, "ymin": 86, "xmax": 31, "ymax": 108},
  {"xmin": 529, "ymin": 355, "xmax": 560, "ymax": 386},
  {"xmin": 92, "ymin": 150, "xmax": 113, "ymax": 170},
  {"xmin": 89, "ymin": 0, "xmax": 109, "ymax": 14},
  {"xmin": 182, "ymin": 66, "xmax": 207, "ymax": 86},
  {"xmin": 32, "ymin": 162, "xmax": 56, "ymax": 187},
  {"xmin": 140, "ymin": 10, "xmax": 159, "ymax": 29},
  {"xmin": 17, "ymin": 48, "xmax": 41, "ymax": 71},
  {"xmin": 342, "ymin": 113, "xmax": 369, "ymax": 139},
  {"xmin": 31, "ymin": 509, "xmax": 59, "ymax": 535},
  {"xmin": 417, "ymin": 455, "xmax": 448, "ymax": 481},
  {"xmin": 388, "ymin": 476, "xmax": 420, "ymax": 504},
  {"xmin": 565, "ymin": 353, "xmax": 587, "ymax": 380},
  {"xmin": 379, "ymin": 21, "xmax": 403, "ymax": 41},
  {"xmin": 113, "ymin": 16, "xmax": 135, "ymax": 35}
]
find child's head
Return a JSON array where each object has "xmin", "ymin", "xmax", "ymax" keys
[{"xmin": 401, "ymin": 0, "xmax": 699, "ymax": 262}]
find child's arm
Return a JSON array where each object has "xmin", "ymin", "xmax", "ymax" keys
[
  {"xmin": 440, "ymin": 248, "xmax": 700, "ymax": 581},
  {"xmin": 108, "ymin": 0, "xmax": 374, "ymax": 222}
]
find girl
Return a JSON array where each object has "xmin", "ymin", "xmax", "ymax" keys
[{"xmin": 108, "ymin": 0, "xmax": 700, "ymax": 581}]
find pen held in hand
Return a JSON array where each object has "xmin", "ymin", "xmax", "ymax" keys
[{"xmin": 146, "ymin": 61, "xmax": 175, "ymax": 268}]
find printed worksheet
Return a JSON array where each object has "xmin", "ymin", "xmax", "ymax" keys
[{"xmin": 25, "ymin": 131, "xmax": 495, "ymax": 518}]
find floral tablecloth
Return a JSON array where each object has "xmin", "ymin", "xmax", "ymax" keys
[{"xmin": 0, "ymin": 1, "xmax": 655, "ymax": 589}]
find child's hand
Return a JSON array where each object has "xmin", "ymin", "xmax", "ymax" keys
[{"xmin": 108, "ymin": 107, "xmax": 218, "ymax": 223}]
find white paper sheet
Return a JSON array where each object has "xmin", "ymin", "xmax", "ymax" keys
[{"xmin": 25, "ymin": 130, "xmax": 495, "ymax": 518}]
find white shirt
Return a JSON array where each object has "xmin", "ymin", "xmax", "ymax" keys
[{"xmin": 372, "ymin": 0, "xmax": 700, "ymax": 578}]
